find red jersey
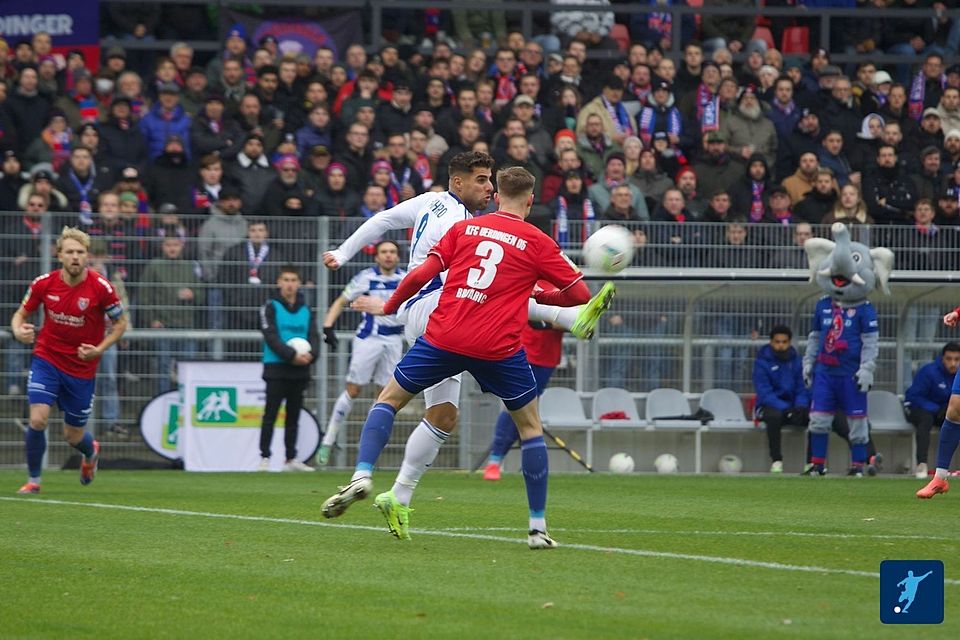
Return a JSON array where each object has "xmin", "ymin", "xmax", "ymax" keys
[
  {"xmin": 22, "ymin": 269, "xmax": 123, "ymax": 379},
  {"xmin": 426, "ymin": 212, "xmax": 583, "ymax": 360},
  {"xmin": 522, "ymin": 324, "xmax": 564, "ymax": 368}
]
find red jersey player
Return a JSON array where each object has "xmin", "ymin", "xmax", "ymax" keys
[
  {"xmin": 12, "ymin": 227, "xmax": 128, "ymax": 494},
  {"xmin": 348, "ymin": 166, "xmax": 610, "ymax": 548}
]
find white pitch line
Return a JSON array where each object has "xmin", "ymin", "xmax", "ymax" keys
[
  {"xmin": 3, "ymin": 496, "xmax": 958, "ymax": 586},
  {"xmin": 437, "ymin": 526, "xmax": 954, "ymax": 542}
]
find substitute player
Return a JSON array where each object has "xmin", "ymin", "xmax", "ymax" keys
[
  {"xmin": 317, "ymin": 240, "xmax": 406, "ymax": 466},
  {"xmin": 320, "ymin": 152, "xmax": 614, "ymax": 519},
  {"xmin": 368, "ymin": 166, "xmax": 597, "ymax": 548},
  {"xmin": 916, "ymin": 306, "xmax": 960, "ymax": 498},
  {"xmin": 12, "ymin": 227, "xmax": 127, "ymax": 494}
]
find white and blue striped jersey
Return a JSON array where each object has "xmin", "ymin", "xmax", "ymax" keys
[
  {"xmin": 342, "ymin": 266, "xmax": 406, "ymax": 338},
  {"xmin": 329, "ymin": 191, "xmax": 472, "ymax": 298}
]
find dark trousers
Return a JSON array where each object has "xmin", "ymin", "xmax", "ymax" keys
[
  {"xmin": 259, "ymin": 378, "xmax": 308, "ymax": 461},
  {"xmin": 763, "ymin": 409, "xmax": 869, "ymax": 463},
  {"xmin": 906, "ymin": 407, "xmax": 946, "ymax": 464}
]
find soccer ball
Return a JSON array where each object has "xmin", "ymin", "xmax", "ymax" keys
[
  {"xmin": 654, "ymin": 453, "xmax": 679, "ymax": 474},
  {"xmin": 608, "ymin": 452, "xmax": 635, "ymax": 474},
  {"xmin": 582, "ymin": 225, "xmax": 635, "ymax": 273},
  {"xmin": 718, "ymin": 454, "xmax": 743, "ymax": 474},
  {"xmin": 286, "ymin": 337, "xmax": 312, "ymax": 355}
]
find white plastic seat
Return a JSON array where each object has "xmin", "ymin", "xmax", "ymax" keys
[
  {"xmin": 539, "ymin": 387, "xmax": 597, "ymax": 466},
  {"xmin": 591, "ymin": 387, "xmax": 646, "ymax": 428},
  {"xmin": 868, "ymin": 390, "xmax": 916, "ymax": 468},
  {"xmin": 644, "ymin": 388, "xmax": 704, "ymax": 473},
  {"xmin": 699, "ymin": 389, "xmax": 755, "ymax": 430}
]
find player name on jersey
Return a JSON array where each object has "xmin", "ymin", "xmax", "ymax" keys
[{"xmin": 464, "ymin": 224, "xmax": 529, "ymax": 250}]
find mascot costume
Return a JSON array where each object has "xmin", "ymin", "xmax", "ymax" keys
[{"xmin": 802, "ymin": 223, "xmax": 894, "ymax": 475}]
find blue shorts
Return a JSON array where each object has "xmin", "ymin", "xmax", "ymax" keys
[
  {"xmin": 27, "ymin": 356, "xmax": 95, "ymax": 427},
  {"xmin": 531, "ymin": 364, "xmax": 555, "ymax": 396},
  {"xmin": 395, "ymin": 338, "xmax": 538, "ymax": 410},
  {"xmin": 810, "ymin": 370, "xmax": 867, "ymax": 418}
]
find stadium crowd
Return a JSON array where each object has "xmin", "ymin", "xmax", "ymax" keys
[{"xmin": 1, "ymin": 3, "xmax": 960, "ymax": 390}]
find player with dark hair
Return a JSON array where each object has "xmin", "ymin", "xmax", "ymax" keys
[
  {"xmin": 12, "ymin": 227, "xmax": 127, "ymax": 494},
  {"xmin": 319, "ymin": 152, "xmax": 614, "ymax": 521},
  {"xmin": 364, "ymin": 166, "xmax": 602, "ymax": 548}
]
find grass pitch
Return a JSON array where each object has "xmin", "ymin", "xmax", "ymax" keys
[{"xmin": 0, "ymin": 469, "xmax": 957, "ymax": 639}]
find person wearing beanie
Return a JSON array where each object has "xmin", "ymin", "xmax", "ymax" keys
[
  {"xmin": 261, "ymin": 154, "xmax": 312, "ymax": 217},
  {"xmin": 720, "ymin": 85, "xmax": 777, "ymax": 169},
  {"xmin": 316, "ymin": 163, "xmax": 360, "ymax": 218},
  {"xmin": 629, "ymin": 147, "xmax": 673, "ymax": 209},
  {"xmin": 55, "ymin": 68, "xmax": 102, "ymax": 131}
]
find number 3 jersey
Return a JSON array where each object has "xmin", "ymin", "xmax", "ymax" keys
[{"xmin": 425, "ymin": 211, "xmax": 583, "ymax": 360}]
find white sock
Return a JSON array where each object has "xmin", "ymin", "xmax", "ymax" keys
[
  {"xmin": 935, "ymin": 467, "xmax": 949, "ymax": 479},
  {"xmin": 528, "ymin": 300, "xmax": 562, "ymax": 324},
  {"xmin": 552, "ymin": 307, "xmax": 581, "ymax": 331},
  {"xmin": 392, "ymin": 420, "xmax": 449, "ymax": 506},
  {"xmin": 350, "ymin": 469, "xmax": 372, "ymax": 482},
  {"xmin": 529, "ymin": 516, "xmax": 546, "ymax": 532},
  {"xmin": 323, "ymin": 391, "xmax": 354, "ymax": 447}
]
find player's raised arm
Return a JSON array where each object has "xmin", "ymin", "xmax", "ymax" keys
[
  {"xmin": 379, "ymin": 254, "xmax": 444, "ymax": 316},
  {"xmin": 323, "ymin": 194, "xmax": 431, "ymax": 269}
]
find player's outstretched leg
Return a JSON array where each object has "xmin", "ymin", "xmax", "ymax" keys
[
  {"xmin": 320, "ymin": 402, "xmax": 397, "ymax": 518},
  {"xmin": 570, "ymin": 282, "xmax": 616, "ymax": 340},
  {"xmin": 917, "ymin": 415, "xmax": 960, "ymax": 499}
]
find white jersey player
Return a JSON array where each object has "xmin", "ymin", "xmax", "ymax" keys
[
  {"xmin": 318, "ymin": 241, "xmax": 405, "ymax": 465},
  {"xmin": 320, "ymin": 151, "xmax": 614, "ymax": 518}
]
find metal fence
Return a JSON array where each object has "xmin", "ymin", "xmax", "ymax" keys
[{"xmin": 0, "ymin": 211, "xmax": 955, "ymax": 470}]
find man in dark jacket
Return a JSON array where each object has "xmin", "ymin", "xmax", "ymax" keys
[
  {"xmin": 753, "ymin": 324, "xmax": 810, "ymax": 473},
  {"xmin": 905, "ymin": 342, "xmax": 960, "ymax": 479},
  {"xmin": 334, "ymin": 122, "xmax": 374, "ymax": 193},
  {"xmin": 5, "ymin": 67, "xmax": 50, "ymax": 154},
  {"xmin": 225, "ymin": 133, "xmax": 276, "ymax": 214},
  {"xmin": 691, "ymin": 130, "xmax": 743, "ymax": 202},
  {"xmin": 863, "ymin": 145, "xmax": 917, "ymax": 224},
  {"xmin": 99, "ymin": 97, "xmax": 148, "ymax": 172},
  {"xmin": 190, "ymin": 94, "xmax": 243, "ymax": 160},
  {"xmin": 54, "ymin": 146, "xmax": 108, "ymax": 221},
  {"xmin": 220, "ymin": 219, "xmax": 284, "ymax": 330},
  {"xmin": 257, "ymin": 264, "xmax": 319, "ymax": 471},
  {"xmin": 793, "ymin": 168, "xmax": 837, "ymax": 224}
]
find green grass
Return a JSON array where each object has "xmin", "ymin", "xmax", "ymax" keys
[{"xmin": 0, "ymin": 470, "xmax": 957, "ymax": 639}]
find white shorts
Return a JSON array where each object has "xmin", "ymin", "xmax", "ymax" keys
[
  {"xmin": 397, "ymin": 289, "xmax": 461, "ymax": 409},
  {"xmin": 346, "ymin": 334, "xmax": 403, "ymax": 387}
]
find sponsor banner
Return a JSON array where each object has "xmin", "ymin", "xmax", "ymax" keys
[
  {"xmin": 179, "ymin": 361, "xmax": 321, "ymax": 472},
  {"xmin": 138, "ymin": 390, "xmax": 182, "ymax": 461},
  {"xmin": 0, "ymin": 1, "xmax": 100, "ymax": 69},
  {"xmin": 220, "ymin": 9, "xmax": 363, "ymax": 61}
]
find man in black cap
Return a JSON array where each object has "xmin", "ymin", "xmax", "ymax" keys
[
  {"xmin": 139, "ymin": 82, "xmax": 192, "ymax": 161},
  {"xmin": 102, "ymin": 46, "xmax": 127, "ymax": 80},
  {"xmin": 692, "ymin": 130, "xmax": 745, "ymax": 202},
  {"xmin": 376, "ymin": 82, "xmax": 415, "ymax": 141},
  {"xmin": 637, "ymin": 80, "xmax": 682, "ymax": 150},
  {"xmin": 225, "ymin": 133, "xmax": 275, "ymax": 213},
  {"xmin": 778, "ymin": 109, "xmax": 825, "ymax": 180},
  {"xmin": 577, "ymin": 75, "xmax": 633, "ymax": 145},
  {"xmin": 191, "ymin": 93, "xmax": 243, "ymax": 160},
  {"xmin": 0, "ymin": 150, "xmax": 24, "ymax": 212}
]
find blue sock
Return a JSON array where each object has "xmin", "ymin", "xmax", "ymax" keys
[
  {"xmin": 850, "ymin": 443, "xmax": 867, "ymax": 465},
  {"xmin": 355, "ymin": 403, "xmax": 397, "ymax": 473},
  {"xmin": 490, "ymin": 411, "xmax": 519, "ymax": 461},
  {"xmin": 521, "ymin": 436, "xmax": 548, "ymax": 517},
  {"xmin": 810, "ymin": 432, "xmax": 828, "ymax": 463},
  {"xmin": 74, "ymin": 431, "xmax": 95, "ymax": 459},
  {"xmin": 25, "ymin": 428, "xmax": 46, "ymax": 480},
  {"xmin": 936, "ymin": 418, "xmax": 960, "ymax": 470}
]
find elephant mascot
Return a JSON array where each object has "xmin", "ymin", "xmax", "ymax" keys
[{"xmin": 802, "ymin": 223, "xmax": 894, "ymax": 476}]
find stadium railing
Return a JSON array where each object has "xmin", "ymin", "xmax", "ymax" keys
[{"xmin": 0, "ymin": 212, "xmax": 952, "ymax": 472}]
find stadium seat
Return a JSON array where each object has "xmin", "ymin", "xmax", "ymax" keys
[
  {"xmin": 540, "ymin": 387, "xmax": 597, "ymax": 466},
  {"xmin": 752, "ymin": 27, "xmax": 775, "ymax": 51},
  {"xmin": 867, "ymin": 390, "xmax": 917, "ymax": 466},
  {"xmin": 610, "ymin": 24, "xmax": 630, "ymax": 53},
  {"xmin": 781, "ymin": 26, "xmax": 810, "ymax": 54},
  {"xmin": 645, "ymin": 388, "xmax": 704, "ymax": 473},
  {"xmin": 699, "ymin": 389, "xmax": 755, "ymax": 430},
  {"xmin": 591, "ymin": 387, "xmax": 646, "ymax": 428}
]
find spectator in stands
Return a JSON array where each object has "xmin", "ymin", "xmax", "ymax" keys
[
  {"xmin": 937, "ymin": 187, "xmax": 959, "ymax": 226},
  {"xmin": 17, "ymin": 169, "xmax": 67, "ymax": 213},
  {"xmin": 357, "ymin": 183, "xmax": 387, "ymax": 219},
  {"xmin": 817, "ymin": 130, "xmax": 854, "ymax": 187},
  {"xmin": 335, "ymin": 123, "xmax": 374, "ymax": 194},
  {"xmin": 730, "ymin": 154, "xmax": 772, "ymax": 223},
  {"xmin": 0, "ymin": 151, "xmax": 24, "ymax": 212},
  {"xmin": 753, "ymin": 324, "xmax": 810, "ymax": 473},
  {"xmin": 226, "ymin": 133, "xmax": 275, "ymax": 214},
  {"xmin": 148, "ymin": 57, "xmax": 180, "ymax": 102},
  {"xmin": 300, "ymin": 145, "xmax": 332, "ymax": 195},
  {"xmin": 384, "ymin": 133, "xmax": 424, "ymax": 198},
  {"xmin": 316, "ymin": 163, "xmax": 360, "ymax": 218},
  {"xmin": 849, "ymin": 113, "xmax": 884, "ymax": 174},
  {"xmin": 895, "ymin": 199, "xmax": 946, "ymax": 271},
  {"xmin": 771, "ymin": 221, "xmax": 813, "ymax": 270},
  {"xmin": 376, "ymin": 81, "xmax": 414, "ymax": 141},
  {"xmin": 701, "ymin": 0, "xmax": 756, "ymax": 54},
  {"xmin": 23, "ymin": 111, "xmax": 70, "ymax": 172},
  {"xmin": 762, "ymin": 185, "xmax": 801, "ymax": 229},
  {"xmin": 692, "ymin": 130, "xmax": 743, "ymax": 203},
  {"xmin": 943, "ymin": 129, "xmax": 960, "ymax": 167},
  {"xmin": 822, "ymin": 183, "xmax": 874, "ymax": 231},
  {"xmin": 190, "ymin": 94, "xmax": 242, "ymax": 161},
  {"xmin": 913, "ymin": 146, "xmax": 948, "ymax": 203},
  {"xmin": 794, "ymin": 168, "xmax": 837, "ymax": 224},
  {"xmin": 782, "ymin": 151, "xmax": 820, "ymax": 206},
  {"xmin": 649, "ymin": 188, "xmax": 702, "ymax": 268},
  {"xmin": 935, "ymin": 86, "xmax": 960, "ymax": 133},
  {"xmin": 550, "ymin": 0, "xmax": 615, "ymax": 50},
  {"xmin": 55, "ymin": 69, "xmax": 100, "ymax": 131},
  {"xmin": 453, "ymin": 7, "xmax": 508, "ymax": 49},
  {"xmin": 184, "ymin": 154, "xmax": 226, "ymax": 215},
  {"xmin": 600, "ymin": 183, "xmax": 643, "ymax": 223},
  {"xmin": 905, "ymin": 342, "xmax": 960, "ymax": 479},
  {"xmin": 294, "ymin": 104, "xmax": 332, "ymax": 161},
  {"xmin": 99, "ymin": 98, "xmax": 148, "ymax": 172},
  {"xmin": 821, "ymin": 76, "xmax": 861, "ymax": 147},
  {"xmin": 549, "ymin": 169, "xmax": 594, "ymax": 247},
  {"xmin": 765, "ymin": 76, "xmax": 801, "ymax": 141},
  {"xmin": 55, "ymin": 147, "xmax": 106, "ymax": 224},
  {"xmin": 144, "ymin": 135, "xmax": 193, "ymax": 212},
  {"xmin": 577, "ymin": 75, "xmax": 633, "ymax": 145},
  {"xmin": 637, "ymin": 80, "xmax": 683, "ymax": 152},
  {"xmin": 206, "ymin": 24, "xmax": 253, "ymax": 88},
  {"xmin": 879, "ymin": 120, "xmax": 917, "ymax": 169},
  {"xmin": 235, "ymin": 94, "xmax": 282, "ymax": 154},
  {"xmin": 500, "ymin": 136, "xmax": 543, "ymax": 201},
  {"xmin": 509, "ymin": 95, "xmax": 554, "ymax": 168},
  {"xmin": 140, "ymin": 82, "xmax": 192, "ymax": 162},
  {"xmin": 879, "ymin": 83, "xmax": 918, "ymax": 139},
  {"xmin": 86, "ymin": 191, "xmax": 137, "ymax": 282},
  {"xmin": 917, "ymin": 108, "xmax": 945, "ymax": 152},
  {"xmin": 588, "ymin": 152, "xmax": 647, "ymax": 219},
  {"xmin": 197, "ymin": 188, "xmax": 245, "ymax": 328},
  {"xmin": 631, "ymin": 148, "xmax": 673, "ymax": 211},
  {"xmin": 576, "ymin": 113, "xmax": 619, "ymax": 181},
  {"xmin": 863, "ymin": 144, "xmax": 917, "ymax": 224},
  {"xmin": 673, "ymin": 166, "xmax": 705, "ymax": 219},
  {"xmin": 778, "ymin": 108, "xmax": 824, "ymax": 180}
]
